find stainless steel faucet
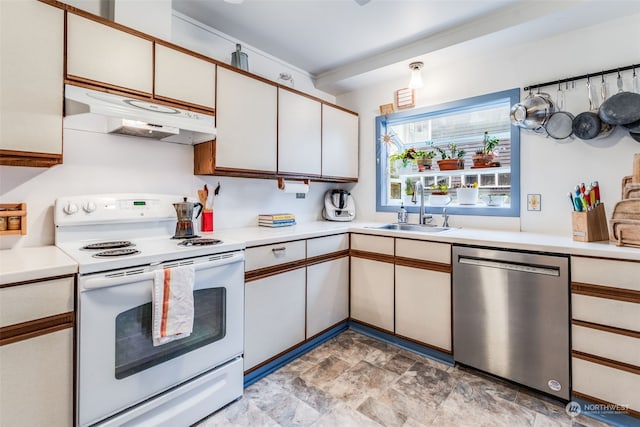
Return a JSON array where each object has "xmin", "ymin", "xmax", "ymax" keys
[
  {"xmin": 442, "ymin": 208, "xmax": 450, "ymax": 227},
  {"xmin": 412, "ymin": 181, "xmax": 432, "ymax": 225}
]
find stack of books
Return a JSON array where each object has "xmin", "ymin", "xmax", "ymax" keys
[{"xmin": 258, "ymin": 213, "xmax": 296, "ymax": 228}]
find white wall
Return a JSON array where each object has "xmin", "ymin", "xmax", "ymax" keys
[
  {"xmin": 0, "ymin": 6, "xmax": 338, "ymax": 250},
  {"xmin": 338, "ymin": 13, "xmax": 640, "ymax": 236}
]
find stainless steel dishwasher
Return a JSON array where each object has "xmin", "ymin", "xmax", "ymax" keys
[{"xmin": 453, "ymin": 245, "xmax": 570, "ymax": 400}]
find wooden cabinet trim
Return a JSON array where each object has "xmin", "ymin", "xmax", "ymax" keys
[
  {"xmin": 0, "ymin": 151, "xmax": 62, "ymax": 167},
  {"xmin": 394, "ymin": 333, "xmax": 452, "ymax": 355},
  {"xmin": 0, "ymin": 312, "xmax": 74, "ymax": 346},
  {"xmin": 245, "ymin": 261, "xmax": 307, "ymax": 282},
  {"xmin": 572, "ymin": 281, "xmax": 640, "ymax": 304},
  {"xmin": 394, "ymin": 257, "xmax": 452, "ymax": 273},
  {"xmin": 349, "ymin": 318, "xmax": 394, "ymax": 336},
  {"xmin": 306, "ymin": 250, "xmax": 350, "ymax": 267},
  {"xmin": 572, "ymin": 391, "xmax": 640, "ymax": 418},
  {"xmin": 350, "ymin": 249, "xmax": 395, "ymax": 264},
  {"xmin": 0, "ymin": 273, "xmax": 75, "ymax": 289},
  {"xmin": 573, "ymin": 350, "xmax": 640, "ymax": 375},
  {"xmin": 572, "ymin": 319, "xmax": 640, "ymax": 339}
]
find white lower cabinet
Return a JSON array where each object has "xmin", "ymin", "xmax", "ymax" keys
[
  {"xmin": 307, "ymin": 257, "xmax": 349, "ymax": 338},
  {"xmin": 570, "ymin": 256, "xmax": 640, "ymax": 413},
  {"xmin": 244, "ymin": 268, "xmax": 306, "ymax": 371},
  {"xmin": 0, "ymin": 329, "xmax": 74, "ymax": 427},
  {"xmin": 395, "ymin": 266, "xmax": 451, "ymax": 351},
  {"xmin": 350, "ymin": 257, "xmax": 394, "ymax": 332},
  {"xmin": 0, "ymin": 275, "xmax": 74, "ymax": 427}
]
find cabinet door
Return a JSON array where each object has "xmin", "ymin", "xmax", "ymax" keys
[
  {"xmin": 154, "ymin": 44, "xmax": 215, "ymax": 110},
  {"xmin": 321, "ymin": 104, "xmax": 358, "ymax": 179},
  {"xmin": 66, "ymin": 13, "xmax": 153, "ymax": 94},
  {"xmin": 278, "ymin": 88, "xmax": 321, "ymax": 175},
  {"xmin": 0, "ymin": 328, "xmax": 73, "ymax": 427},
  {"xmin": 350, "ymin": 257, "xmax": 394, "ymax": 332},
  {"xmin": 244, "ymin": 268, "xmax": 305, "ymax": 370},
  {"xmin": 0, "ymin": 0, "xmax": 63, "ymax": 162},
  {"xmin": 307, "ymin": 257, "xmax": 349, "ymax": 337},
  {"xmin": 395, "ymin": 266, "xmax": 451, "ymax": 351},
  {"xmin": 215, "ymin": 67, "xmax": 277, "ymax": 173}
]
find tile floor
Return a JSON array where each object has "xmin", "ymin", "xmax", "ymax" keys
[{"xmin": 197, "ymin": 330, "xmax": 612, "ymax": 427}]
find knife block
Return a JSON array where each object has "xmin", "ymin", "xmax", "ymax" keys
[{"xmin": 571, "ymin": 203, "xmax": 609, "ymax": 242}]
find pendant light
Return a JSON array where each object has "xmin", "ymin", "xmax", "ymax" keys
[{"xmin": 408, "ymin": 62, "xmax": 424, "ymax": 89}]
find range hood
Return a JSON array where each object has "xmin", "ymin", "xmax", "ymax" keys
[{"xmin": 64, "ymin": 84, "xmax": 216, "ymax": 144}]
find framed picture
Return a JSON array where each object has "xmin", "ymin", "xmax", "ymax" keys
[
  {"xmin": 395, "ymin": 88, "xmax": 415, "ymax": 109},
  {"xmin": 379, "ymin": 103, "xmax": 395, "ymax": 115}
]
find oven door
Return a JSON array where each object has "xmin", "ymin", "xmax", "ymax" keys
[{"xmin": 77, "ymin": 251, "xmax": 244, "ymax": 427}]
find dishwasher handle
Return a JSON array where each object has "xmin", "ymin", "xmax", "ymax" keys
[{"xmin": 458, "ymin": 256, "xmax": 560, "ymax": 276}]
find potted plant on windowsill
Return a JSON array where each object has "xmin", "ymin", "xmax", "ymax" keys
[
  {"xmin": 390, "ymin": 148, "xmax": 418, "ymax": 174},
  {"xmin": 415, "ymin": 150, "xmax": 436, "ymax": 171},
  {"xmin": 429, "ymin": 182, "xmax": 452, "ymax": 206},
  {"xmin": 472, "ymin": 131, "xmax": 500, "ymax": 168},
  {"xmin": 435, "ymin": 144, "xmax": 465, "ymax": 170}
]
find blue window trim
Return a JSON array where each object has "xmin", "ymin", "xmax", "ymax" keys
[{"xmin": 375, "ymin": 88, "xmax": 521, "ymax": 217}]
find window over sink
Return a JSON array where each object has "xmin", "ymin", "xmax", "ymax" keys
[{"xmin": 375, "ymin": 88, "xmax": 520, "ymax": 217}]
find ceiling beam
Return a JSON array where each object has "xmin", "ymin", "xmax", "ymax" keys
[{"xmin": 314, "ymin": 0, "xmax": 586, "ymax": 91}]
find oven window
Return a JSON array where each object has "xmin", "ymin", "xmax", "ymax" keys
[{"xmin": 115, "ymin": 288, "xmax": 226, "ymax": 379}]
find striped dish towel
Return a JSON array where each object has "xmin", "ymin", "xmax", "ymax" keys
[{"xmin": 151, "ymin": 265, "xmax": 195, "ymax": 346}]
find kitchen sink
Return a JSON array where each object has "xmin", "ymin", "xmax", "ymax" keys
[{"xmin": 368, "ymin": 223, "xmax": 453, "ymax": 233}]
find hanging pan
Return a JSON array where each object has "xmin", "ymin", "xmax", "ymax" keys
[
  {"xmin": 573, "ymin": 76, "xmax": 614, "ymax": 140},
  {"xmin": 598, "ymin": 71, "xmax": 640, "ymax": 126}
]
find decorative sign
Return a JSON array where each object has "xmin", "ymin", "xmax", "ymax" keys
[
  {"xmin": 395, "ymin": 88, "xmax": 415, "ymax": 109},
  {"xmin": 379, "ymin": 103, "xmax": 395, "ymax": 115},
  {"xmin": 527, "ymin": 194, "xmax": 541, "ymax": 211}
]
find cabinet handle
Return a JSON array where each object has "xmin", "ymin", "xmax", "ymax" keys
[{"xmin": 272, "ymin": 247, "xmax": 286, "ymax": 254}]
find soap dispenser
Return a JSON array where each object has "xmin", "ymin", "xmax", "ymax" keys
[{"xmin": 397, "ymin": 203, "xmax": 408, "ymax": 224}]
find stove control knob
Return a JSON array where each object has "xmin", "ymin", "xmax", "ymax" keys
[
  {"xmin": 82, "ymin": 201, "xmax": 97, "ymax": 213},
  {"xmin": 63, "ymin": 202, "xmax": 79, "ymax": 215}
]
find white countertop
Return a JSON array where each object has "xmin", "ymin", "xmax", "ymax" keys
[
  {"xmin": 0, "ymin": 246, "xmax": 78, "ymax": 285},
  {"xmin": 205, "ymin": 221, "xmax": 639, "ymax": 261},
  {"xmin": 1, "ymin": 221, "xmax": 637, "ymax": 285}
]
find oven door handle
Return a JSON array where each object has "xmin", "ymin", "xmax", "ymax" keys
[{"xmin": 82, "ymin": 251, "xmax": 245, "ymax": 290}]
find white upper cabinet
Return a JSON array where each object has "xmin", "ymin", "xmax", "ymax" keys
[
  {"xmin": 215, "ymin": 67, "xmax": 277, "ymax": 173},
  {"xmin": 0, "ymin": 0, "xmax": 64, "ymax": 164},
  {"xmin": 321, "ymin": 104, "xmax": 359, "ymax": 180},
  {"xmin": 154, "ymin": 44, "xmax": 216, "ymax": 110},
  {"xmin": 278, "ymin": 88, "xmax": 321, "ymax": 176},
  {"xmin": 66, "ymin": 13, "xmax": 153, "ymax": 94}
]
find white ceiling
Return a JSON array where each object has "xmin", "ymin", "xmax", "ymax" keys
[{"xmin": 172, "ymin": 0, "xmax": 640, "ymax": 95}]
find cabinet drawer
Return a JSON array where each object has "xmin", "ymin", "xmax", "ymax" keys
[
  {"xmin": 307, "ymin": 234, "xmax": 349, "ymax": 258},
  {"xmin": 572, "ymin": 357, "xmax": 640, "ymax": 412},
  {"xmin": 395, "ymin": 239, "xmax": 450, "ymax": 264},
  {"xmin": 572, "ymin": 294, "xmax": 639, "ymax": 331},
  {"xmin": 572, "ymin": 257, "xmax": 640, "ymax": 291},
  {"xmin": 245, "ymin": 240, "xmax": 305, "ymax": 271},
  {"xmin": 351, "ymin": 234, "xmax": 393, "ymax": 256},
  {"xmin": 0, "ymin": 277, "xmax": 74, "ymax": 327},
  {"xmin": 572, "ymin": 324, "xmax": 640, "ymax": 367}
]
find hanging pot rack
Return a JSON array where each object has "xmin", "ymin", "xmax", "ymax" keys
[{"xmin": 523, "ymin": 63, "xmax": 638, "ymax": 92}]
